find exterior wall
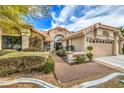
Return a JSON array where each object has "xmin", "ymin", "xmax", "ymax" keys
[
  {"xmin": 48, "ymin": 28, "xmax": 69, "ymax": 51},
  {"xmin": 96, "ymin": 28, "xmax": 114, "ymax": 40},
  {"xmin": 120, "ymin": 40, "xmax": 124, "ymax": 54},
  {"xmin": 71, "ymin": 36, "xmax": 83, "ymax": 52}
]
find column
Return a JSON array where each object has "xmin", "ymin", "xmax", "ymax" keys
[
  {"xmin": 82, "ymin": 35, "xmax": 89, "ymax": 53},
  {"xmin": 120, "ymin": 41, "xmax": 124, "ymax": 54},
  {"xmin": 0, "ymin": 35, "xmax": 2, "ymax": 50},
  {"xmin": 0, "ymin": 29, "xmax": 2, "ymax": 50},
  {"xmin": 114, "ymin": 34, "xmax": 119, "ymax": 55},
  {"xmin": 21, "ymin": 34, "xmax": 30, "ymax": 50},
  {"xmin": 50, "ymin": 42, "xmax": 54, "ymax": 52}
]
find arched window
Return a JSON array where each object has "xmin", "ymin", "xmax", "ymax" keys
[{"xmin": 54, "ymin": 35, "xmax": 64, "ymax": 42}]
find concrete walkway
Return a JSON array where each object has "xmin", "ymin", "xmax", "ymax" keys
[
  {"xmin": 94, "ymin": 55, "xmax": 124, "ymax": 72},
  {"xmin": 79, "ymin": 72, "xmax": 124, "ymax": 88},
  {"xmin": 52, "ymin": 54, "xmax": 116, "ymax": 83},
  {"xmin": 0, "ymin": 78, "xmax": 58, "ymax": 88}
]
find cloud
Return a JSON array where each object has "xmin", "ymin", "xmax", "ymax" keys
[
  {"xmin": 58, "ymin": 5, "xmax": 77, "ymax": 23},
  {"xmin": 51, "ymin": 5, "xmax": 77, "ymax": 28},
  {"xmin": 50, "ymin": 5, "xmax": 124, "ymax": 32},
  {"xmin": 70, "ymin": 16, "xmax": 77, "ymax": 22},
  {"xmin": 65, "ymin": 5, "xmax": 124, "ymax": 31}
]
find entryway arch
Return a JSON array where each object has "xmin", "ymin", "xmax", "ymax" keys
[{"xmin": 54, "ymin": 34, "xmax": 64, "ymax": 50}]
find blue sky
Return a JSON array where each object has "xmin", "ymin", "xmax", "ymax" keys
[{"xmin": 26, "ymin": 5, "xmax": 124, "ymax": 32}]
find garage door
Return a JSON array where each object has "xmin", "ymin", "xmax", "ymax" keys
[{"xmin": 90, "ymin": 40, "xmax": 114, "ymax": 57}]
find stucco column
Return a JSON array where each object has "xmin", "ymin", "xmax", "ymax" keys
[
  {"xmin": 114, "ymin": 34, "xmax": 119, "ymax": 55},
  {"xmin": 0, "ymin": 29, "xmax": 2, "ymax": 50},
  {"xmin": 82, "ymin": 35, "xmax": 88, "ymax": 53},
  {"xmin": 41, "ymin": 41, "xmax": 44, "ymax": 50},
  {"xmin": 0, "ymin": 35, "xmax": 2, "ymax": 50},
  {"xmin": 69, "ymin": 39, "xmax": 72, "ymax": 45},
  {"xmin": 50, "ymin": 42, "xmax": 54, "ymax": 52},
  {"xmin": 120, "ymin": 41, "xmax": 124, "ymax": 54},
  {"xmin": 21, "ymin": 34, "xmax": 30, "ymax": 50}
]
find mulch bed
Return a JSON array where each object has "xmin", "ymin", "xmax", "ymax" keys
[{"xmin": 1, "ymin": 83, "xmax": 39, "ymax": 88}]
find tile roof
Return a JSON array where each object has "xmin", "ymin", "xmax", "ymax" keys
[{"xmin": 62, "ymin": 23, "xmax": 120, "ymax": 40}]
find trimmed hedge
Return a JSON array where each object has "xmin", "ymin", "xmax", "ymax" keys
[
  {"xmin": 22, "ymin": 47, "xmax": 42, "ymax": 52},
  {"xmin": 0, "ymin": 56, "xmax": 45, "ymax": 76},
  {"xmin": 0, "ymin": 49, "xmax": 17, "ymax": 56}
]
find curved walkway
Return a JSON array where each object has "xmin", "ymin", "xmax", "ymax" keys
[
  {"xmin": 52, "ymin": 54, "xmax": 116, "ymax": 83},
  {"xmin": 79, "ymin": 72, "xmax": 124, "ymax": 88},
  {"xmin": 0, "ymin": 78, "xmax": 58, "ymax": 88}
]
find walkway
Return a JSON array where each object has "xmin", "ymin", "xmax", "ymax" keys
[
  {"xmin": 0, "ymin": 78, "xmax": 58, "ymax": 88},
  {"xmin": 52, "ymin": 54, "xmax": 116, "ymax": 83},
  {"xmin": 94, "ymin": 55, "xmax": 124, "ymax": 72}
]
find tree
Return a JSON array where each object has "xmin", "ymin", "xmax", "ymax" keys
[
  {"xmin": 119, "ymin": 27, "xmax": 124, "ymax": 37},
  {"xmin": 0, "ymin": 5, "xmax": 50, "ymax": 33}
]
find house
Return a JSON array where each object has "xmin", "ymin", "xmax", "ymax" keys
[
  {"xmin": 0, "ymin": 23, "xmax": 124, "ymax": 57},
  {"xmin": 0, "ymin": 26, "xmax": 70, "ymax": 51},
  {"xmin": 62, "ymin": 23, "xmax": 124, "ymax": 57}
]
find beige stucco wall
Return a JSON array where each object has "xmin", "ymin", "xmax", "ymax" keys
[
  {"xmin": 120, "ymin": 40, "xmax": 124, "ymax": 54},
  {"xmin": 71, "ymin": 36, "xmax": 83, "ymax": 52},
  {"xmin": 96, "ymin": 28, "xmax": 114, "ymax": 40},
  {"xmin": 49, "ymin": 28, "xmax": 70, "ymax": 51}
]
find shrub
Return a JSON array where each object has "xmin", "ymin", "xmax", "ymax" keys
[
  {"xmin": 87, "ymin": 46, "xmax": 93, "ymax": 51},
  {"xmin": 75, "ymin": 55, "xmax": 86, "ymax": 64},
  {"xmin": 122, "ymin": 47, "xmax": 124, "ymax": 54},
  {"xmin": 0, "ymin": 55, "xmax": 45, "ymax": 76},
  {"xmin": 86, "ymin": 53, "xmax": 93, "ymax": 61},
  {"xmin": 65, "ymin": 45, "xmax": 74, "ymax": 51},
  {"xmin": 56, "ymin": 47, "xmax": 66, "ymax": 57},
  {"xmin": 42, "ymin": 57, "xmax": 55, "ymax": 74},
  {"xmin": 23, "ymin": 47, "xmax": 42, "ymax": 52},
  {"xmin": 0, "ymin": 49, "xmax": 17, "ymax": 56}
]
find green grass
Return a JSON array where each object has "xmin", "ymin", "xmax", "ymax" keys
[{"xmin": 0, "ymin": 52, "xmax": 50, "ymax": 59}]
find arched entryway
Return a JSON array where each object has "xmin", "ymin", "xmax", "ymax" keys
[{"xmin": 54, "ymin": 34, "xmax": 64, "ymax": 50}]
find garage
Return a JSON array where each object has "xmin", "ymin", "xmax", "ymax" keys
[{"xmin": 90, "ymin": 39, "xmax": 114, "ymax": 57}]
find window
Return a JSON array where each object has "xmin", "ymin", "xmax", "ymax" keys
[
  {"xmin": 2, "ymin": 36, "xmax": 22, "ymax": 50},
  {"xmin": 54, "ymin": 35, "xmax": 64, "ymax": 42}
]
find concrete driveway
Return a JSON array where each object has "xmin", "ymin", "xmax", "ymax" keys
[{"xmin": 94, "ymin": 55, "xmax": 124, "ymax": 72}]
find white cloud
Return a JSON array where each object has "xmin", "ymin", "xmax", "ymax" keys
[
  {"xmin": 70, "ymin": 16, "xmax": 77, "ymax": 22},
  {"xmin": 58, "ymin": 5, "xmax": 77, "ymax": 23},
  {"xmin": 65, "ymin": 6, "xmax": 124, "ymax": 31},
  {"xmin": 50, "ymin": 5, "xmax": 124, "ymax": 31}
]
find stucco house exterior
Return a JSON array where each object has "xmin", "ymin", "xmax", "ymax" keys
[
  {"xmin": 0, "ymin": 23, "xmax": 124, "ymax": 57},
  {"xmin": 62, "ymin": 23, "xmax": 124, "ymax": 57}
]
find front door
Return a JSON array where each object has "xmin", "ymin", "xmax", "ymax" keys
[{"xmin": 55, "ymin": 42, "xmax": 62, "ymax": 50}]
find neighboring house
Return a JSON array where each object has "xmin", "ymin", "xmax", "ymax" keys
[{"xmin": 0, "ymin": 23, "xmax": 124, "ymax": 57}]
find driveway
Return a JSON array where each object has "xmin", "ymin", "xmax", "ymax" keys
[
  {"xmin": 51, "ymin": 54, "xmax": 116, "ymax": 83},
  {"xmin": 94, "ymin": 55, "xmax": 124, "ymax": 72}
]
